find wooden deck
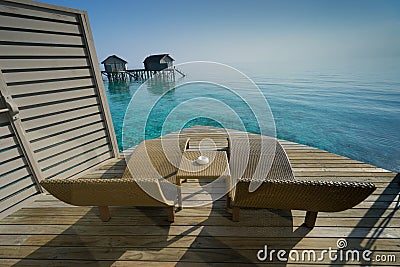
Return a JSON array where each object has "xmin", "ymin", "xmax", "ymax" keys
[{"xmin": 0, "ymin": 127, "xmax": 399, "ymax": 266}]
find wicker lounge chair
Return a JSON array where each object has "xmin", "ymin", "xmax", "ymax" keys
[
  {"xmin": 40, "ymin": 137, "xmax": 189, "ymax": 222},
  {"xmin": 227, "ymin": 137, "xmax": 376, "ymax": 227}
]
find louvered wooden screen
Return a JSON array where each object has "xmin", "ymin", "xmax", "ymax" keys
[
  {"xmin": 0, "ymin": 0, "xmax": 119, "ymax": 219},
  {"xmin": 0, "ymin": 103, "xmax": 42, "ymax": 218}
]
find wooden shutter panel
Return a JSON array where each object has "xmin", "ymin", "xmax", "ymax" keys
[
  {"xmin": 0, "ymin": 92, "xmax": 42, "ymax": 219},
  {"xmin": 0, "ymin": 0, "xmax": 119, "ymax": 218}
]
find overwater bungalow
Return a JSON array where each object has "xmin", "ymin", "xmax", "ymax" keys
[
  {"xmin": 144, "ymin": 54, "xmax": 175, "ymax": 71},
  {"xmin": 101, "ymin": 55, "xmax": 129, "ymax": 82},
  {"xmin": 102, "ymin": 55, "xmax": 128, "ymax": 73},
  {"xmin": 0, "ymin": 0, "xmax": 398, "ymax": 266},
  {"xmin": 101, "ymin": 54, "xmax": 181, "ymax": 82}
]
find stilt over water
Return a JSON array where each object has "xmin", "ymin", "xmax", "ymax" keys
[{"xmin": 102, "ymin": 68, "xmax": 185, "ymax": 82}]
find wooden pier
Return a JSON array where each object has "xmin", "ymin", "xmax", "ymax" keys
[
  {"xmin": 0, "ymin": 126, "xmax": 398, "ymax": 266},
  {"xmin": 101, "ymin": 68, "xmax": 185, "ymax": 82}
]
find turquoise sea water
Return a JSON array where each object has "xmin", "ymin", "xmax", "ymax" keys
[{"xmin": 104, "ymin": 65, "xmax": 400, "ymax": 173}]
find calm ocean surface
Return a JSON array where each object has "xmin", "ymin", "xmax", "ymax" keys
[{"xmin": 103, "ymin": 65, "xmax": 400, "ymax": 173}]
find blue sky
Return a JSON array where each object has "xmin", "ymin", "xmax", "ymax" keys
[{"xmin": 39, "ymin": 0, "xmax": 400, "ymax": 70}]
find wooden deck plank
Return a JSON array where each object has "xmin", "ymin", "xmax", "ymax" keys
[
  {"xmin": 11, "ymin": 205, "xmax": 399, "ymax": 218},
  {"xmin": 0, "ymin": 127, "xmax": 399, "ymax": 266},
  {"xmin": 0, "ymin": 235, "xmax": 398, "ymax": 251},
  {"xmin": 0, "ymin": 247, "xmax": 399, "ymax": 265},
  {"xmin": 2, "ymin": 214, "xmax": 400, "ymax": 229}
]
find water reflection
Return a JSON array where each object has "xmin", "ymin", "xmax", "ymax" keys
[
  {"xmin": 145, "ymin": 77, "xmax": 177, "ymax": 95},
  {"xmin": 107, "ymin": 81, "xmax": 131, "ymax": 93}
]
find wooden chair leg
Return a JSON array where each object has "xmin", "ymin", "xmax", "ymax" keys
[
  {"xmin": 98, "ymin": 206, "xmax": 110, "ymax": 222},
  {"xmin": 305, "ymin": 211, "xmax": 318, "ymax": 228},
  {"xmin": 177, "ymin": 186, "xmax": 182, "ymax": 210},
  {"xmin": 226, "ymin": 196, "xmax": 231, "ymax": 209},
  {"xmin": 232, "ymin": 206, "xmax": 240, "ymax": 222},
  {"xmin": 167, "ymin": 206, "xmax": 175, "ymax": 222}
]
